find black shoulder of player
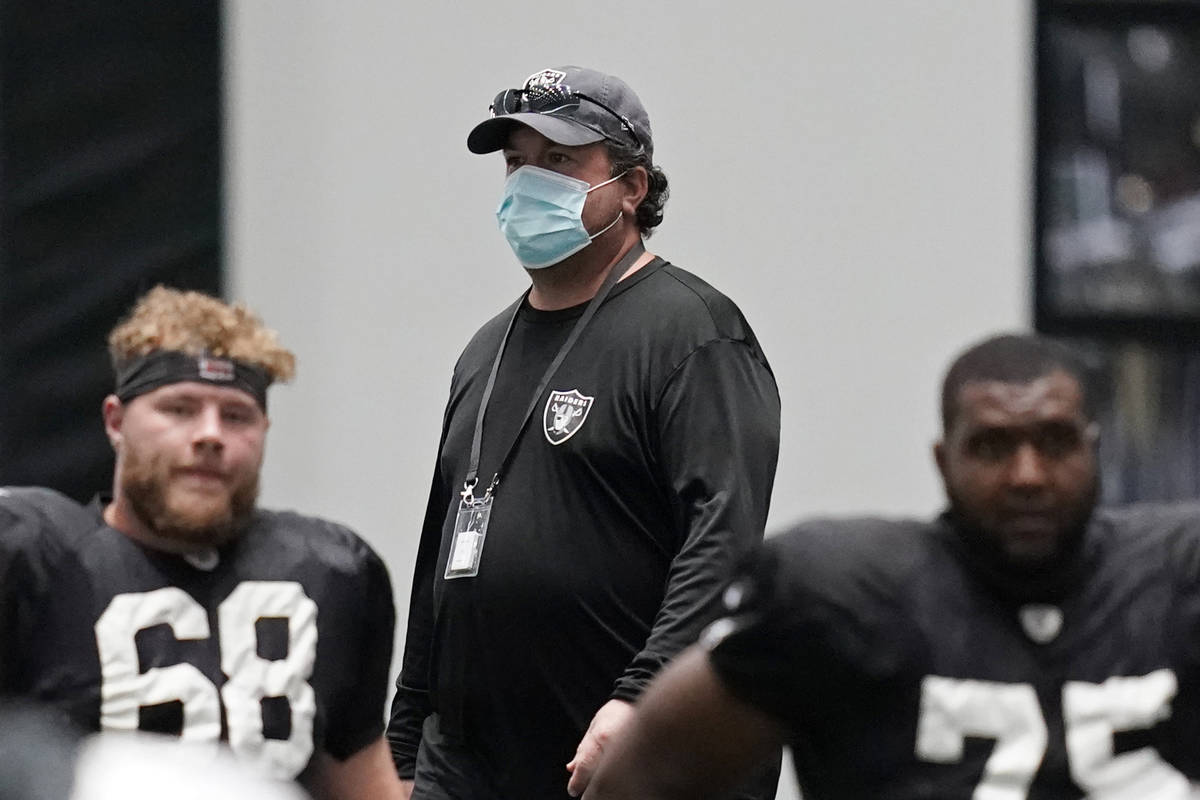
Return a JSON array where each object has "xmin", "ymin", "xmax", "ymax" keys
[
  {"xmin": 770, "ymin": 515, "xmax": 936, "ymax": 559},
  {"xmin": 0, "ymin": 486, "xmax": 93, "ymax": 551},
  {"xmin": 1090, "ymin": 502, "xmax": 1200, "ymax": 579},
  {"xmin": 1093, "ymin": 501, "xmax": 1200, "ymax": 531},
  {"xmin": 0, "ymin": 487, "xmax": 92, "ymax": 660},
  {"xmin": 763, "ymin": 516, "xmax": 938, "ymax": 595},
  {"xmin": 247, "ymin": 508, "xmax": 385, "ymax": 570}
]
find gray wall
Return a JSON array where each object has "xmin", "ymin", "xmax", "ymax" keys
[{"xmin": 225, "ymin": 3, "xmax": 1032, "ymax": 796}]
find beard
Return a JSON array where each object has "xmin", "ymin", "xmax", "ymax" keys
[
  {"xmin": 945, "ymin": 475, "xmax": 1099, "ymax": 571},
  {"xmin": 120, "ymin": 442, "xmax": 259, "ymax": 549}
]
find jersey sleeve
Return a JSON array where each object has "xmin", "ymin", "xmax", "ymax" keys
[
  {"xmin": 703, "ymin": 536, "xmax": 813, "ymax": 723},
  {"xmin": 0, "ymin": 487, "xmax": 88, "ymax": 694},
  {"xmin": 322, "ymin": 537, "xmax": 396, "ymax": 760},
  {"xmin": 610, "ymin": 338, "xmax": 780, "ymax": 701},
  {"xmin": 704, "ymin": 519, "xmax": 915, "ymax": 732},
  {"xmin": 0, "ymin": 492, "xmax": 45, "ymax": 693}
]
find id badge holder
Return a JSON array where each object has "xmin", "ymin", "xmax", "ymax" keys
[{"xmin": 445, "ymin": 486, "xmax": 493, "ymax": 580}]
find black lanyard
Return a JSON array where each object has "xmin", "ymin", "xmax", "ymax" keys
[{"xmin": 462, "ymin": 241, "xmax": 646, "ymax": 502}]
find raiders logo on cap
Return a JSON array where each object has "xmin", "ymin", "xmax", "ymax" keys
[{"xmin": 524, "ymin": 68, "xmax": 566, "ymax": 89}]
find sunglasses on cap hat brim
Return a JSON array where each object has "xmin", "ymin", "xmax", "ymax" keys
[{"xmin": 467, "ymin": 84, "xmax": 643, "ymax": 154}]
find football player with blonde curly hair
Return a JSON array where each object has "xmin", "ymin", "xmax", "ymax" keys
[{"xmin": 2, "ymin": 287, "xmax": 403, "ymax": 800}]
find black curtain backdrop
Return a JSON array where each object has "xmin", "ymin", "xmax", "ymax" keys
[{"xmin": 0, "ymin": 0, "xmax": 222, "ymax": 501}]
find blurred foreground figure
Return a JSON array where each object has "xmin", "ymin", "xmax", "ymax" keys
[
  {"xmin": 71, "ymin": 733, "xmax": 311, "ymax": 800},
  {"xmin": 587, "ymin": 333, "xmax": 1200, "ymax": 799},
  {"xmin": 0, "ymin": 703, "xmax": 79, "ymax": 800},
  {"xmin": 0, "ymin": 704, "xmax": 309, "ymax": 800},
  {"xmin": 0, "ymin": 288, "xmax": 401, "ymax": 799}
]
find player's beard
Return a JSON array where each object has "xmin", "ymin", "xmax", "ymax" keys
[
  {"xmin": 120, "ymin": 443, "xmax": 259, "ymax": 549},
  {"xmin": 947, "ymin": 472, "xmax": 1099, "ymax": 571}
]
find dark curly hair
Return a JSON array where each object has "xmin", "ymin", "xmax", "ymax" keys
[{"xmin": 606, "ymin": 142, "xmax": 669, "ymax": 237}]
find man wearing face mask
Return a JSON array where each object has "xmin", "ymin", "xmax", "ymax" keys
[{"xmin": 387, "ymin": 66, "xmax": 781, "ymax": 800}]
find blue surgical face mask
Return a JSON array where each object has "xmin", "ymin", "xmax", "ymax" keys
[{"xmin": 495, "ymin": 165, "xmax": 625, "ymax": 269}]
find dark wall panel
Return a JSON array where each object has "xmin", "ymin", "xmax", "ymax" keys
[{"xmin": 0, "ymin": 0, "xmax": 223, "ymax": 501}]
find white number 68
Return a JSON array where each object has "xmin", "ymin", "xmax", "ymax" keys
[{"xmin": 95, "ymin": 582, "xmax": 318, "ymax": 779}]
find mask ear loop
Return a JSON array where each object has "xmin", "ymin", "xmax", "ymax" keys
[
  {"xmin": 587, "ymin": 211, "xmax": 622, "ymax": 241},
  {"xmin": 584, "ymin": 169, "xmax": 630, "ymax": 240},
  {"xmin": 585, "ymin": 169, "xmax": 630, "ymax": 194}
]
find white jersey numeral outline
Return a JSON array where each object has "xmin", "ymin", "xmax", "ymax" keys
[
  {"xmin": 94, "ymin": 582, "xmax": 318, "ymax": 779},
  {"xmin": 917, "ymin": 676, "xmax": 1047, "ymax": 800},
  {"xmin": 1064, "ymin": 670, "xmax": 1189, "ymax": 798},
  {"xmin": 917, "ymin": 671, "xmax": 1189, "ymax": 800}
]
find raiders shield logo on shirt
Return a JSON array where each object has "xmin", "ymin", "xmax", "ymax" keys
[{"xmin": 544, "ymin": 389, "xmax": 593, "ymax": 445}]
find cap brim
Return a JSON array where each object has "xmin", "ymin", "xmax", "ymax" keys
[{"xmin": 467, "ymin": 113, "xmax": 606, "ymax": 154}]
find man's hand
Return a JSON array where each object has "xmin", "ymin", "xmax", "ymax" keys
[
  {"xmin": 399, "ymin": 779, "xmax": 414, "ymax": 800},
  {"xmin": 566, "ymin": 698, "xmax": 636, "ymax": 797}
]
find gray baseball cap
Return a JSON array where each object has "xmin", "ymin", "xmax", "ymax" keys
[{"xmin": 467, "ymin": 65, "xmax": 652, "ymax": 160}]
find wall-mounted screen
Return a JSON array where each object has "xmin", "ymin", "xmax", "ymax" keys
[{"xmin": 1036, "ymin": 0, "xmax": 1200, "ymax": 339}]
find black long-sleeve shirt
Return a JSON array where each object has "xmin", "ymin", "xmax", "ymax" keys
[{"xmin": 389, "ymin": 258, "xmax": 781, "ymax": 798}]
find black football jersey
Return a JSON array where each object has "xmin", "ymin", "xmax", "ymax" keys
[
  {"xmin": 706, "ymin": 507, "xmax": 1200, "ymax": 799},
  {"xmin": 0, "ymin": 487, "xmax": 95, "ymax": 694},
  {"xmin": 3, "ymin": 491, "xmax": 394, "ymax": 783}
]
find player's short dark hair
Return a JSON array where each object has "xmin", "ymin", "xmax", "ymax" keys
[
  {"xmin": 606, "ymin": 141, "xmax": 668, "ymax": 236},
  {"xmin": 941, "ymin": 333, "xmax": 1094, "ymax": 432}
]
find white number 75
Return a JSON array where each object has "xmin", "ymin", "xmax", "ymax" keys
[{"xmin": 916, "ymin": 671, "xmax": 1190, "ymax": 799}]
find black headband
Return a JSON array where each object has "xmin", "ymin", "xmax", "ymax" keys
[{"xmin": 115, "ymin": 351, "xmax": 272, "ymax": 410}]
